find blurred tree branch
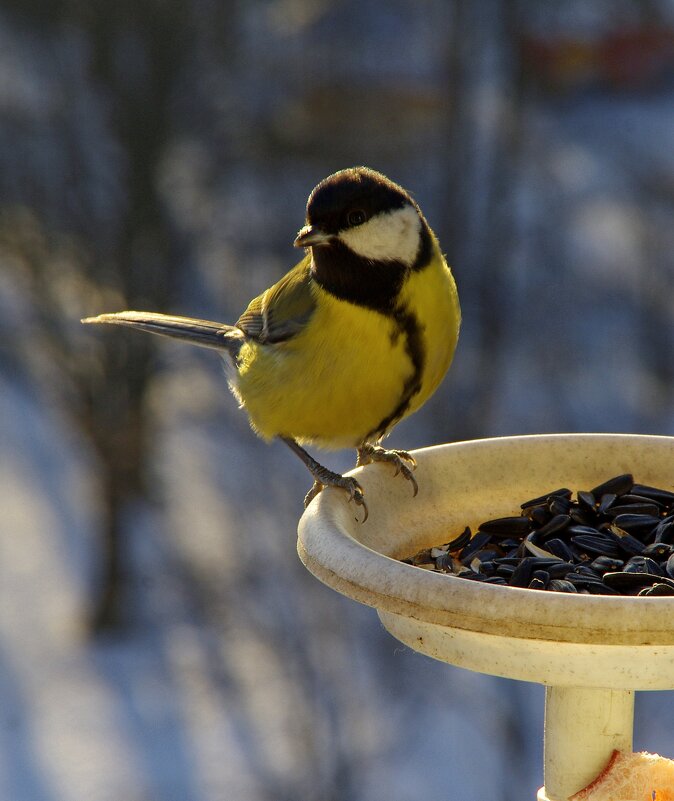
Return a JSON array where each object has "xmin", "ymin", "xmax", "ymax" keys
[
  {"xmin": 0, "ymin": 0, "xmax": 198, "ymax": 631},
  {"xmin": 440, "ymin": 0, "xmax": 526, "ymax": 439}
]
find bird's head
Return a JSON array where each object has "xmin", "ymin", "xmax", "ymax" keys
[{"xmin": 294, "ymin": 167, "xmax": 426, "ymax": 269}]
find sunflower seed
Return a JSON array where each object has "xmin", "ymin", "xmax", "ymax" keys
[
  {"xmin": 571, "ymin": 534, "xmax": 621, "ymax": 557},
  {"xmin": 546, "ymin": 538, "xmax": 575, "ymax": 561},
  {"xmin": 478, "ymin": 516, "xmax": 531, "ymax": 537},
  {"xmin": 611, "ymin": 513, "xmax": 660, "ymax": 536},
  {"xmin": 536, "ymin": 514, "xmax": 571, "ymax": 538},
  {"xmin": 549, "ymin": 496, "xmax": 572, "ymax": 515},
  {"xmin": 547, "ymin": 562, "xmax": 576, "ymax": 579},
  {"xmin": 654, "ymin": 517, "xmax": 674, "ymax": 544},
  {"xmin": 619, "ymin": 493, "xmax": 665, "ymax": 509},
  {"xmin": 459, "ymin": 532, "xmax": 493, "ymax": 564},
  {"xmin": 577, "ymin": 490, "xmax": 596, "ymax": 510},
  {"xmin": 608, "ymin": 526, "xmax": 646, "ymax": 555},
  {"xmin": 520, "ymin": 488, "xmax": 572, "ymax": 509},
  {"xmin": 642, "ymin": 542, "xmax": 674, "ymax": 560},
  {"xmin": 568, "ymin": 525, "xmax": 604, "ymax": 537},
  {"xmin": 404, "ymin": 473, "xmax": 674, "ymax": 597},
  {"xmin": 509, "ymin": 557, "xmax": 536, "ymax": 587},
  {"xmin": 523, "ymin": 536, "xmax": 562, "ymax": 560},
  {"xmin": 569, "ymin": 508, "xmax": 594, "ymax": 525},
  {"xmin": 585, "ymin": 583, "xmax": 621, "ymax": 596},
  {"xmin": 590, "ymin": 555, "xmax": 625, "ymax": 574},
  {"xmin": 638, "ymin": 583, "xmax": 674, "ymax": 596},
  {"xmin": 435, "ymin": 553, "xmax": 458, "ymax": 572},
  {"xmin": 498, "ymin": 538, "xmax": 524, "ymax": 550},
  {"xmin": 602, "ymin": 571, "xmax": 662, "ymax": 590},
  {"xmin": 447, "ymin": 526, "xmax": 472, "ymax": 551},
  {"xmin": 623, "ymin": 556, "xmax": 664, "ymax": 576},
  {"xmin": 456, "ymin": 569, "xmax": 487, "ymax": 581},
  {"xmin": 598, "ymin": 493, "xmax": 617, "ymax": 515},
  {"xmin": 607, "ymin": 503, "xmax": 661, "ymax": 518},
  {"xmin": 631, "ymin": 484, "xmax": 674, "ymax": 506},
  {"xmin": 548, "ymin": 579, "xmax": 578, "ymax": 593},
  {"xmin": 565, "ymin": 572, "xmax": 606, "ymax": 590},
  {"xmin": 528, "ymin": 505, "xmax": 551, "ymax": 526},
  {"xmin": 591, "ymin": 473, "xmax": 634, "ymax": 498},
  {"xmin": 667, "ymin": 553, "xmax": 674, "ymax": 579},
  {"xmin": 407, "ymin": 548, "xmax": 433, "ymax": 565}
]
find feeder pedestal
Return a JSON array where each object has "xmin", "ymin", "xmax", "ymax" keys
[{"xmin": 539, "ymin": 687, "xmax": 633, "ymax": 801}]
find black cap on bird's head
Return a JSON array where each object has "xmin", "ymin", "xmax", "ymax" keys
[
  {"xmin": 294, "ymin": 168, "xmax": 423, "ymax": 256},
  {"xmin": 294, "ymin": 167, "xmax": 433, "ymax": 312},
  {"xmin": 299, "ymin": 167, "xmax": 414, "ymax": 233}
]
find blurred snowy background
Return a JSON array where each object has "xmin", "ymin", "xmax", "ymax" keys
[{"xmin": 1, "ymin": 0, "xmax": 674, "ymax": 799}]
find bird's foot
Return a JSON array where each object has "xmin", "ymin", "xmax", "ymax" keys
[
  {"xmin": 357, "ymin": 444, "xmax": 418, "ymax": 496},
  {"xmin": 303, "ymin": 474, "xmax": 367, "ymax": 522},
  {"xmin": 281, "ymin": 437, "xmax": 367, "ymax": 521}
]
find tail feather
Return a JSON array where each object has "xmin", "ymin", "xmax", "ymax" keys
[{"xmin": 81, "ymin": 311, "xmax": 242, "ymax": 356}]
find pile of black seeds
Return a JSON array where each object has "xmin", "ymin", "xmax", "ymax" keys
[{"xmin": 402, "ymin": 474, "xmax": 674, "ymax": 596}]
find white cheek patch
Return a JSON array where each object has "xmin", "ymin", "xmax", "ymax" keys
[{"xmin": 338, "ymin": 205, "xmax": 421, "ymax": 266}]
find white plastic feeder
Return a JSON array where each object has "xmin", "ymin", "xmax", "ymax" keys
[{"xmin": 297, "ymin": 434, "xmax": 674, "ymax": 800}]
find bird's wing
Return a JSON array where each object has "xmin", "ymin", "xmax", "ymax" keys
[{"xmin": 235, "ymin": 257, "xmax": 316, "ymax": 344}]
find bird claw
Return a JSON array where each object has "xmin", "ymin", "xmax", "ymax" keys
[
  {"xmin": 349, "ymin": 484, "xmax": 368, "ymax": 523},
  {"xmin": 398, "ymin": 461, "xmax": 419, "ymax": 497},
  {"xmin": 303, "ymin": 477, "xmax": 368, "ymax": 522},
  {"xmin": 304, "ymin": 480, "xmax": 323, "ymax": 508},
  {"xmin": 388, "ymin": 448, "xmax": 417, "ymax": 469},
  {"xmin": 357, "ymin": 445, "xmax": 418, "ymax": 497}
]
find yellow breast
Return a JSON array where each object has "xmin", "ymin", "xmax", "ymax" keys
[
  {"xmin": 400, "ymin": 250, "xmax": 461, "ymax": 416},
  {"xmin": 234, "ymin": 249, "xmax": 459, "ymax": 449}
]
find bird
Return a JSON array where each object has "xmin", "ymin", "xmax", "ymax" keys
[{"xmin": 82, "ymin": 167, "xmax": 460, "ymax": 520}]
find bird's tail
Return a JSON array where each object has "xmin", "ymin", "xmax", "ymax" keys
[{"xmin": 81, "ymin": 311, "xmax": 242, "ymax": 355}]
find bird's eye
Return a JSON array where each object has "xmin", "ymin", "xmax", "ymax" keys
[{"xmin": 347, "ymin": 209, "xmax": 367, "ymax": 227}]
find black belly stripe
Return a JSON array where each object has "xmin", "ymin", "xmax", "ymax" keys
[{"xmin": 365, "ymin": 305, "xmax": 425, "ymax": 443}]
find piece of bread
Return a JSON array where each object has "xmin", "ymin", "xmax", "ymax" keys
[{"xmin": 570, "ymin": 750, "xmax": 674, "ymax": 801}]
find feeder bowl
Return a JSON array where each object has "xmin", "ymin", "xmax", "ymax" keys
[{"xmin": 297, "ymin": 434, "xmax": 674, "ymax": 801}]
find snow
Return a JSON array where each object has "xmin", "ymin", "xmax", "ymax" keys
[{"xmin": 0, "ymin": 362, "xmax": 546, "ymax": 800}]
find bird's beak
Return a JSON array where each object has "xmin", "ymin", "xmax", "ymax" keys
[{"xmin": 293, "ymin": 225, "xmax": 334, "ymax": 248}]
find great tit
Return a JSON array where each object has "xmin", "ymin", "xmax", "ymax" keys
[{"xmin": 83, "ymin": 167, "xmax": 460, "ymax": 520}]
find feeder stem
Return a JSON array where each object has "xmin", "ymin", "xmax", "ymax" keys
[{"xmin": 538, "ymin": 686, "xmax": 634, "ymax": 801}]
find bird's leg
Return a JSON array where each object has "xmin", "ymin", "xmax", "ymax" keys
[
  {"xmin": 356, "ymin": 442, "xmax": 418, "ymax": 497},
  {"xmin": 281, "ymin": 437, "xmax": 368, "ymax": 521}
]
